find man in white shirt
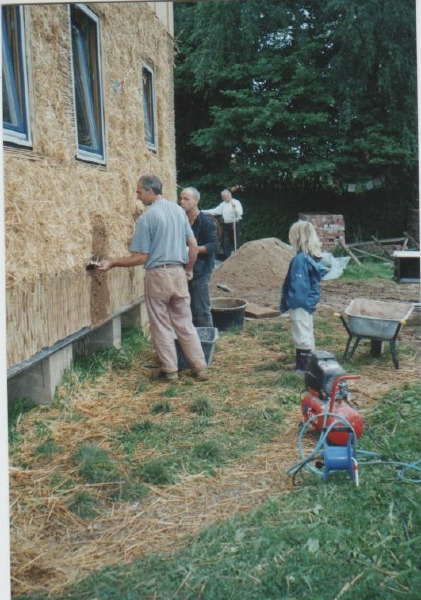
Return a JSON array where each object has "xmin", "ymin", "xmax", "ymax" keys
[{"xmin": 202, "ymin": 189, "xmax": 243, "ymax": 259}]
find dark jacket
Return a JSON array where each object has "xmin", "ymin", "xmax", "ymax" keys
[
  {"xmin": 280, "ymin": 251, "xmax": 328, "ymax": 314},
  {"xmin": 191, "ymin": 211, "xmax": 218, "ymax": 278}
]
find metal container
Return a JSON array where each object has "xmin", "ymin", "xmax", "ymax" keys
[
  {"xmin": 176, "ymin": 327, "xmax": 219, "ymax": 370},
  {"xmin": 344, "ymin": 298, "xmax": 414, "ymax": 340}
]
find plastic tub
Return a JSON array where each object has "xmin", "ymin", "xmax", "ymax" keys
[
  {"xmin": 176, "ymin": 327, "xmax": 219, "ymax": 370},
  {"xmin": 210, "ymin": 297, "xmax": 248, "ymax": 331}
]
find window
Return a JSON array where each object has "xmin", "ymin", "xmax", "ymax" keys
[
  {"xmin": 2, "ymin": 5, "xmax": 32, "ymax": 146},
  {"xmin": 142, "ymin": 64, "xmax": 157, "ymax": 149},
  {"xmin": 70, "ymin": 4, "xmax": 105, "ymax": 163}
]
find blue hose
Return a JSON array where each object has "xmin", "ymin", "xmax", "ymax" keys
[
  {"xmin": 287, "ymin": 411, "xmax": 356, "ymax": 479},
  {"xmin": 287, "ymin": 411, "xmax": 421, "ymax": 483},
  {"xmin": 357, "ymin": 458, "xmax": 421, "ymax": 483}
]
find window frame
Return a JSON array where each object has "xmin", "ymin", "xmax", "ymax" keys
[
  {"xmin": 2, "ymin": 5, "xmax": 32, "ymax": 147},
  {"xmin": 142, "ymin": 63, "xmax": 157, "ymax": 151},
  {"xmin": 70, "ymin": 3, "xmax": 106, "ymax": 164}
]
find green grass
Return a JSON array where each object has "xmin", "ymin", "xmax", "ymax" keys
[
  {"xmin": 15, "ymin": 383, "xmax": 421, "ymax": 600},
  {"xmin": 67, "ymin": 492, "xmax": 101, "ymax": 520},
  {"xmin": 246, "ymin": 320, "xmax": 290, "ymax": 348},
  {"xmin": 70, "ymin": 326, "xmax": 150, "ymax": 382},
  {"xmin": 189, "ymin": 395, "xmax": 215, "ymax": 416},
  {"xmin": 113, "ymin": 420, "xmax": 167, "ymax": 456},
  {"xmin": 151, "ymin": 399, "xmax": 173, "ymax": 414},
  {"xmin": 360, "ymin": 383, "xmax": 421, "ymax": 463},
  {"xmin": 10, "ymin": 287, "xmax": 421, "ymax": 600},
  {"xmin": 72, "ymin": 443, "xmax": 121, "ymax": 485},
  {"xmin": 70, "ymin": 442, "xmax": 147, "ymax": 503},
  {"xmin": 8, "ymin": 397, "xmax": 37, "ymax": 444},
  {"xmin": 192, "ymin": 439, "xmax": 226, "ymax": 462},
  {"xmin": 135, "ymin": 459, "xmax": 176, "ymax": 485},
  {"xmin": 342, "ymin": 260, "xmax": 394, "ymax": 280},
  {"xmin": 33, "ymin": 438, "xmax": 63, "ymax": 457}
]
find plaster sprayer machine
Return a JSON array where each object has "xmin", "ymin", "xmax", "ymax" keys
[
  {"xmin": 287, "ymin": 350, "xmax": 421, "ymax": 485},
  {"xmin": 288, "ymin": 350, "xmax": 364, "ymax": 485}
]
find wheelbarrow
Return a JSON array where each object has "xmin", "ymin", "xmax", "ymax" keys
[{"xmin": 336, "ymin": 298, "xmax": 414, "ymax": 369}]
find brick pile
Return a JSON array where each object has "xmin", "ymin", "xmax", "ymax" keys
[{"xmin": 299, "ymin": 212, "xmax": 345, "ymax": 250}]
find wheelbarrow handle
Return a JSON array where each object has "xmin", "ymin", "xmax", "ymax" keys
[{"xmin": 334, "ymin": 312, "xmax": 352, "ymax": 337}]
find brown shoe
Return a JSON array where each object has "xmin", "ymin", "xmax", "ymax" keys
[
  {"xmin": 192, "ymin": 369, "xmax": 209, "ymax": 381},
  {"xmin": 150, "ymin": 371, "xmax": 179, "ymax": 382}
]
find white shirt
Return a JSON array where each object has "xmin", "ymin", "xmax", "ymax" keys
[{"xmin": 202, "ymin": 199, "xmax": 243, "ymax": 224}]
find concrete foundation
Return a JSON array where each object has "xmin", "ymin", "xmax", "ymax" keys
[
  {"xmin": 8, "ymin": 304, "xmax": 149, "ymax": 405},
  {"xmin": 7, "ymin": 345, "xmax": 73, "ymax": 405},
  {"xmin": 122, "ymin": 302, "xmax": 150, "ymax": 338},
  {"xmin": 82, "ymin": 315, "xmax": 122, "ymax": 352}
]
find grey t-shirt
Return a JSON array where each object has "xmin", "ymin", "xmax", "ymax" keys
[{"xmin": 131, "ymin": 198, "xmax": 194, "ymax": 269}]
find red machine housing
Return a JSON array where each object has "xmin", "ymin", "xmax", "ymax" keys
[{"xmin": 301, "ymin": 351, "xmax": 364, "ymax": 445}]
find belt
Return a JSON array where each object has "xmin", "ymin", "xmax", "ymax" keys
[{"xmin": 151, "ymin": 263, "xmax": 183, "ymax": 269}]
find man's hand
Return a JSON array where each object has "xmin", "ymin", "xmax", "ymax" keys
[
  {"xmin": 96, "ymin": 253, "xmax": 147, "ymax": 272},
  {"xmin": 185, "ymin": 270, "xmax": 193, "ymax": 281},
  {"xmin": 97, "ymin": 260, "xmax": 112, "ymax": 272}
]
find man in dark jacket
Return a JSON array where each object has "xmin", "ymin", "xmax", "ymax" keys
[{"xmin": 180, "ymin": 187, "xmax": 218, "ymax": 327}]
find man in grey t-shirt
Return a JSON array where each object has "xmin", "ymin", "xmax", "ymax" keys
[{"xmin": 98, "ymin": 174, "xmax": 208, "ymax": 382}]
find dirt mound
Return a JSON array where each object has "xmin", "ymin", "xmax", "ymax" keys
[{"xmin": 210, "ymin": 238, "xmax": 293, "ymax": 304}]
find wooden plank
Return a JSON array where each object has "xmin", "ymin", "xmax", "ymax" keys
[
  {"xmin": 344, "ymin": 241, "xmax": 371, "ymax": 248},
  {"xmin": 369, "ymin": 236, "xmax": 405, "ymax": 244},
  {"xmin": 352, "ymin": 247, "xmax": 392, "ymax": 263},
  {"xmin": 245, "ymin": 303, "xmax": 280, "ymax": 319},
  {"xmin": 346, "ymin": 237, "xmax": 405, "ymax": 248}
]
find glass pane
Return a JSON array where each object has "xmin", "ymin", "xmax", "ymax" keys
[
  {"xmin": 2, "ymin": 6, "xmax": 26, "ymax": 134},
  {"xmin": 71, "ymin": 6, "xmax": 103, "ymax": 157},
  {"xmin": 143, "ymin": 68, "xmax": 155, "ymax": 146}
]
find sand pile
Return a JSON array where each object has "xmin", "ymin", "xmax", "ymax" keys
[{"xmin": 210, "ymin": 238, "xmax": 294, "ymax": 305}]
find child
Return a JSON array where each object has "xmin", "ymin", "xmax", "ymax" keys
[{"xmin": 280, "ymin": 220, "xmax": 328, "ymax": 372}]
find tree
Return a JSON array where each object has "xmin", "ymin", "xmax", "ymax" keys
[
  {"xmin": 324, "ymin": 0, "xmax": 417, "ymax": 182},
  {"xmin": 175, "ymin": 1, "xmax": 336, "ymax": 185},
  {"xmin": 174, "ymin": 0, "xmax": 417, "ymax": 240}
]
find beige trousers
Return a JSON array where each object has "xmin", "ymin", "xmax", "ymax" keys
[
  {"xmin": 290, "ymin": 308, "xmax": 315, "ymax": 350},
  {"xmin": 145, "ymin": 266, "xmax": 207, "ymax": 373}
]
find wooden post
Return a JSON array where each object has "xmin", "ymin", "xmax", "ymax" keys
[
  {"xmin": 403, "ymin": 231, "xmax": 420, "ymax": 250},
  {"xmin": 371, "ymin": 235, "xmax": 393, "ymax": 259},
  {"xmin": 339, "ymin": 239, "xmax": 362, "ymax": 265}
]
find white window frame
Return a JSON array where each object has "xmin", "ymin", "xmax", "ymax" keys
[
  {"xmin": 142, "ymin": 63, "xmax": 157, "ymax": 151},
  {"xmin": 2, "ymin": 5, "xmax": 32, "ymax": 147},
  {"xmin": 70, "ymin": 4, "xmax": 106, "ymax": 164}
]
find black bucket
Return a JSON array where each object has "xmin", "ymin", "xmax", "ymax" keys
[{"xmin": 210, "ymin": 297, "xmax": 248, "ymax": 331}]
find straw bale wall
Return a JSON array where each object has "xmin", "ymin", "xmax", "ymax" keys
[{"xmin": 5, "ymin": 3, "xmax": 176, "ymax": 368}]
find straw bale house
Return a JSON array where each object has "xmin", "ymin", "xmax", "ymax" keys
[{"xmin": 4, "ymin": 2, "xmax": 175, "ymax": 402}]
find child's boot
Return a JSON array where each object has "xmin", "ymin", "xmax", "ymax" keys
[{"xmin": 295, "ymin": 349, "xmax": 311, "ymax": 373}]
